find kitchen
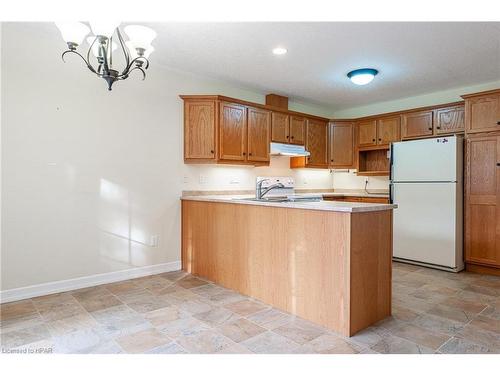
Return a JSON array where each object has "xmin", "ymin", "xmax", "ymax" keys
[{"xmin": 1, "ymin": 7, "xmax": 500, "ymax": 373}]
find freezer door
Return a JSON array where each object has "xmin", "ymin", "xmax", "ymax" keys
[
  {"xmin": 393, "ymin": 182, "xmax": 461, "ymax": 269},
  {"xmin": 392, "ymin": 136, "xmax": 460, "ymax": 182}
]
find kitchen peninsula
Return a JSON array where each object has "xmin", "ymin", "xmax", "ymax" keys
[{"xmin": 181, "ymin": 196, "xmax": 396, "ymax": 336}]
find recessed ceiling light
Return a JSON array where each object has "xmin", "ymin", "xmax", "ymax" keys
[
  {"xmin": 272, "ymin": 47, "xmax": 288, "ymax": 55},
  {"xmin": 347, "ymin": 68, "xmax": 379, "ymax": 85}
]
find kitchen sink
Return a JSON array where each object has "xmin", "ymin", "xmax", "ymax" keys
[{"xmin": 233, "ymin": 196, "xmax": 323, "ymax": 203}]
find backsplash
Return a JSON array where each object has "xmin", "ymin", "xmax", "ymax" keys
[
  {"xmin": 182, "ymin": 157, "xmax": 334, "ymax": 191},
  {"xmin": 332, "ymin": 169, "xmax": 390, "ymax": 190}
]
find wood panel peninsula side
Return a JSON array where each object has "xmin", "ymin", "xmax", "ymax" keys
[{"xmin": 181, "ymin": 196, "xmax": 395, "ymax": 337}]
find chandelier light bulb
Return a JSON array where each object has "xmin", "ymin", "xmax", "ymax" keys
[
  {"xmin": 126, "ymin": 41, "xmax": 155, "ymax": 59},
  {"xmin": 55, "ymin": 22, "xmax": 90, "ymax": 46},
  {"xmin": 124, "ymin": 25, "xmax": 157, "ymax": 49},
  {"xmin": 89, "ymin": 21, "xmax": 120, "ymax": 38}
]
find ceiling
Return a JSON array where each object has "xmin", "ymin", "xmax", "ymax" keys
[
  {"xmin": 25, "ymin": 22, "xmax": 500, "ymax": 111},
  {"xmin": 147, "ymin": 22, "xmax": 500, "ymax": 110}
]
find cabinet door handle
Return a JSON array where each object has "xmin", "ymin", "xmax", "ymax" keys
[
  {"xmin": 286, "ymin": 135, "xmax": 289, "ymax": 139},
  {"xmin": 497, "ymin": 121, "xmax": 500, "ymax": 125},
  {"xmin": 437, "ymin": 126, "xmax": 441, "ymax": 129},
  {"xmin": 249, "ymin": 153, "xmax": 252, "ymax": 156},
  {"xmin": 210, "ymin": 150, "xmax": 214, "ymax": 154},
  {"xmin": 497, "ymin": 163, "xmax": 500, "ymax": 166},
  {"xmin": 378, "ymin": 138, "xmax": 382, "ymax": 141},
  {"xmin": 428, "ymin": 127, "xmax": 432, "ymax": 130},
  {"xmin": 243, "ymin": 152, "xmax": 246, "ymax": 156},
  {"xmin": 372, "ymin": 138, "xmax": 375, "ymax": 142},
  {"xmin": 291, "ymin": 136, "xmax": 294, "ymax": 139}
]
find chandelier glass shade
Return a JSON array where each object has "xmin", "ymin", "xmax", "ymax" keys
[{"xmin": 55, "ymin": 22, "xmax": 156, "ymax": 90}]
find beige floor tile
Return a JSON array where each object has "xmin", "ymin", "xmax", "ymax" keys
[
  {"xmin": 0, "ymin": 323, "xmax": 51, "ymax": 349},
  {"xmin": 441, "ymin": 296, "xmax": 489, "ymax": 314},
  {"xmin": 411, "ymin": 313, "xmax": 465, "ymax": 336},
  {"xmin": 71, "ymin": 286, "xmax": 111, "ymax": 300},
  {"xmin": 193, "ymin": 307, "xmax": 238, "ymax": 327},
  {"xmin": 176, "ymin": 298, "xmax": 213, "ymax": 315},
  {"xmin": 217, "ymin": 318, "xmax": 266, "ymax": 343},
  {"xmin": 105, "ymin": 280, "xmax": 144, "ymax": 296},
  {"xmin": 146, "ymin": 341, "xmax": 188, "ymax": 354},
  {"xmin": 0, "ymin": 300, "xmax": 37, "ymax": 321},
  {"xmin": 133, "ymin": 276, "xmax": 173, "ymax": 293},
  {"xmin": 240, "ymin": 331, "xmax": 300, "ymax": 354},
  {"xmin": 77, "ymin": 340, "xmax": 124, "ymax": 354},
  {"xmin": 159, "ymin": 270, "xmax": 187, "ymax": 282},
  {"xmin": 439, "ymin": 337, "xmax": 494, "ymax": 354},
  {"xmin": 47, "ymin": 312, "xmax": 98, "ymax": 336},
  {"xmin": 159, "ymin": 317, "xmax": 210, "ymax": 339},
  {"xmin": 9, "ymin": 338, "xmax": 54, "ymax": 354},
  {"xmin": 176, "ymin": 329, "xmax": 233, "ymax": 353},
  {"xmin": 463, "ymin": 284, "xmax": 499, "ymax": 297},
  {"xmin": 216, "ymin": 343, "xmax": 253, "ymax": 354},
  {"xmin": 176, "ymin": 276, "xmax": 209, "ymax": 289},
  {"xmin": 300, "ymin": 333, "xmax": 361, "ymax": 354},
  {"xmin": 371, "ymin": 334, "xmax": 434, "ymax": 354},
  {"xmin": 225, "ymin": 299, "xmax": 268, "ymax": 316},
  {"xmin": 455, "ymin": 324, "xmax": 500, "ymax": 350},
  {"xmin": 247, "ymin": 308, "xmax": 294, "ymax": 330},
  {"xmin": 347, "ymin": 326, "xmax": 389, "ymax": 348},
  {"xmin": 204, "ymin": 290, "xmax": 247, "ymax": 305},
  {"xmin": 272, "ymin": 319, "xmax": 325, "ymax": 345},
  {"xmin": 387, "ymin": 322, "xmax": 450, "ymax": 350},
  {"xmin": 36, "ymin": 300, "xmax": 86, "ymax": 322},
  {"xmin": 52, "ymin": 327, "xmax": 110, "ymax": 353},
  {"xmin": 190, "ymin": 284, "xmax": 227, "ymax": 298},
  {"xmin": 90, "ymin": 305, "xmax": 152, "ymax": 339},
  {"xmin": 391, "ymin": 305, "xmax": 420, "ymax": 322},
  {"xmin": 480, "ymin": 299, "xmax": 500, "ymax": 320},
  {"xmin": 468, "ymin": 315, "xmax": 500, "ymax": 335},
  {"xmin": 0, "ymin": 312, "xmax": 44, "ymax": 333},
  {"xmin": 426, "ymin": 304, "xmax": 475, "ymax": 323},
  {"xmin": 76, "ymin": 293, "xmax": 123, "ymax": 313},
  {"xmin": 116, "ymin": 328, "xmax": 171, "ymax": 353},
  {"xmin": 144, "ymin": 306, "xmax": 190, "ymax": 327},
  {"xmin": 121, "ymin": 292, "xmax": 172, "ymax": 314}
]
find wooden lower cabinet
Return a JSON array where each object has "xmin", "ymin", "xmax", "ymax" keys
[
  {"xmin": 182, "ymin": 200, "xmax": 393, "ymax": 336},
  {"xmin": 465, "ymin": 134, "xmax": 500, "ymax": 269},
  {"xmin": 324, "ymin": 196, "xmax": 389, "ymax": 204}
]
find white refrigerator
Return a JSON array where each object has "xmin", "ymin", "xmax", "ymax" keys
[{"xmin": 390, "ymin": 135, "xmax": 464, "ymax": 272}]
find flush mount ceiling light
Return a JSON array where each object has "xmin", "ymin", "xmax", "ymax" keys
[
  {"xmin": 55, "ymin": 22, "xmax": 156, "ymax": 90},
  {"xmin": 347, "ymin": 68, "xmax": 379, "ymax": 85},
  {"xmin": 272, "ymin": 47, "xmax": 288, "ymax": 55}
]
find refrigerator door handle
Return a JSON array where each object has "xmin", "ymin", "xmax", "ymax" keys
[
  {"xmin": 389, "ymin": 183, "xmax": 394, "ymax": 204},
  {"xmin": 389, "ymin": 143, "xmax": 394, "ymax": 182}
]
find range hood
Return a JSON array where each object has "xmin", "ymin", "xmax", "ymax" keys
[{"xmin": 270, "ymin": 142, "xmax": 310, "ymax": 157}]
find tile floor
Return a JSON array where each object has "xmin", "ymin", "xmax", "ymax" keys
[{"xmin": 1, "ymin": 262, "xmax": 499, "ymax": 354}]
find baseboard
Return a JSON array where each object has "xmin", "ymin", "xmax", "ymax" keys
[{"xmin": 0, "ymin": 261, "xmax": 181, "ymax": 304}]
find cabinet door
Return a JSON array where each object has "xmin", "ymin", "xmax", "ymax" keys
[
  {"xmin": 401, "ymin": 110, "xmax": 434, "ymax": 139},
  {"xmin": 435, "ymin": 105, "xmax": 465, "ymax": 135},
  {"xmin": 184, "ymin": 100, "xmax": 216, "ymax": 160},
  {"xmin": 247, "ymin": 107, "xmax": 271, "ymax": 162},
  {"xmin": 305, "ymin": 119, "xmax": 328, "ymax": 167},
  {"xmin": 377, "ymin": 116, "xmax": 401, "ymax": 146},
  {"xmin": 357, "ymin": 120, "xmax": 377, "ymax": 147},
  {"xmin": 466, "ymin": 135, "xmax": 500, "ymax": 267},
  {"xmin": 271, "ymin": 112, "xmax": 289, "ymax": 143},
  {"xmin": 466, "ymin": 94, "xmax": 500, "ymax": 133},
  {"xmin": 219, "ymin": 102, "xmax": 247, "ymax": 161},
  {"xmin": 329, "ymin": 122, "xmax": 355, "ymax": 168},
  {"xmin": 289, "ymin": 116, "xmax": 306, "ymax": 145}
]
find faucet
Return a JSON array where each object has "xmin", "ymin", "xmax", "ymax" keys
[{"xmin": 256, "ymin": 179, "xmax": 285, "ymax": 200}]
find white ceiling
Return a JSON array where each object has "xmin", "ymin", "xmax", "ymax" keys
[
  {"xmin": 23, "ymin": 22, "xmax": 500, "ymax": 111},
  {"xmin": 147, "ymin": 22, "xmax": 500, "ymax": 110}
]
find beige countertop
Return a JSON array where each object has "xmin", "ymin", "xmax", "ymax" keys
[{"xmin": 181, "ymin": 194, "xmax": 396, "ymax": 213}]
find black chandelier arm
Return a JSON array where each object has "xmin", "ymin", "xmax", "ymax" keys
[
  {"xmin": 120, "ymin": 66, "xmax": 147, "ymax": 81},
  {"xmin": 127, "ymin": 56, "xmax": 150, "ymax": 70},
  {"xmin": 116, "ymin": 28, "xmax": 131, "ymax": 74},
  {"xmin": 61, "ymin": 49, "xmax": 98, "ymax": 74}
]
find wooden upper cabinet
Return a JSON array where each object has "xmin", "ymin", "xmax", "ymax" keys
[
  {"xmin": 271, "ymin": 112, "xmax": 289, "ymax": 143},
  {"xmin": 247, "ymin": 107, "xmax": 271, "ymax": 162},
  {"xmin": 401, "ymin": 110, "xmax": 434, "ymax": 139},
  {"xmin": 465, "ymin": 134, "xmax": 500, "ymax": 267},
  {"xmin": 465, "ymin": 92, "xmax": 500, "ymax": 134},
  {"xmin": 377, "ymin": 116, "xmax": 401, "ymax": 146},
  {"xmin": 289, "ymin": 116, "xmax": 306, "ymax": 145},
  {"xmin": 329, "ymin": 121, "xmax": 355, "ymax": 168},
  {"xmin": 219, "ymin": 102, "xmax": 247, "ymax": 161},
  {"xmin": 184, "ymin": 100, "xmax": 216, "ymax": 160},
  {"xmin": 305, "ymin": 119, "xmax": 328, "ymax": 167},
  {"xmin": 357, "ymin": 120, "xmax": 377, "ymax": 147},
  {"xmin": 435, "ymin": 105, "xmax": 465, "ymax": 135}
]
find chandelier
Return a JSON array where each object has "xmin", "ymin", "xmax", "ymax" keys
[{"xmin": 55, "ymin": 22, "xmax": 156, "ymax": 90}]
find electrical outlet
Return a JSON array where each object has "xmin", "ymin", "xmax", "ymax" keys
[
  {"xmin": 183, "ymin": 176, "xmax": 189, "ymax": 184},
  {"xmin": 150, "ymin": 235, "xmax": 159, "ymax": 247},
  {"xmin": 230, "ymin": 176, "xmax": 240, "ymax": 184},
  {"xmin": 302, "ymin": 178, "xmax": 308, "ymax": 185}
]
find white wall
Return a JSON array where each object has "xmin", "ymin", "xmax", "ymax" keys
[{"xmin": 0, "ymin": 22, "xmax": 333, "ymax": 291}]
